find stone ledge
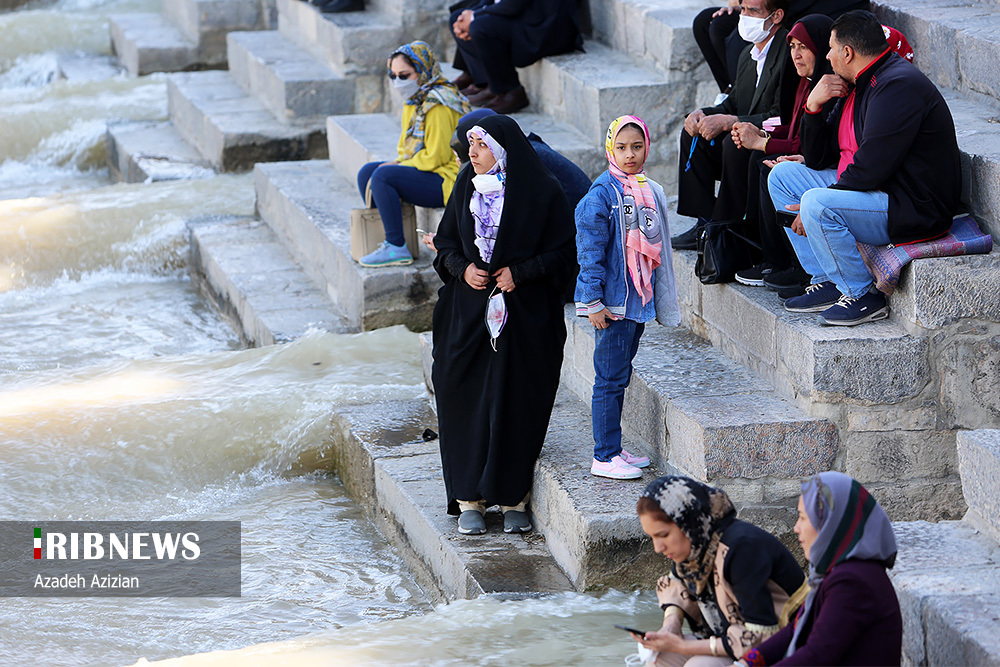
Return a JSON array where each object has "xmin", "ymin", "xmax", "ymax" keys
[
  {"xmin": 589, "ymin": 0, "xmax": 709, "ymax": 74},
  {"xmin": 109, "ymin": 13, "xmax": 203, "ymax": 77},
  {"xmin": 254, "ymin": 159, "xmax": 439, "ymax": 331},
  {"xmin": 187, "ymin": 216, "xmax": 348, "ymax": 345},
  {"xmin": 958, "ymin": 429, "xmax": 1000, "ymax": 542},
  {"xmin": 168, "ymin": 70, "xmax": 328, "ymax": 171},
  {"xmin": 889, "ymin": 520, "xmax": 1000, "ymax": 666},
  {"xmin": 107, "ymin": 121, "xmax": 216, "ymax": 184},
  {"xmin": 891, "ymin": 250, "xmax": 1000, "ymax": 329}
]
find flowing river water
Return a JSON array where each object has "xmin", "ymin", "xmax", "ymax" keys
[{"xmin": 0, "ymin": 1, "xmax": 664, "ymax": 664}]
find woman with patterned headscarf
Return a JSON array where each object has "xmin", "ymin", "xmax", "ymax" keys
[
  {"xmin": 630, "ymin": 476, "xmax": 805, "ymax": 666},
  {"xmin": 356, "ymin": 41, "xmax": 470, "ymax": 267},
  {"xmin": 738, "ymin": 472, "xmax": 901, "ymax": 666}
]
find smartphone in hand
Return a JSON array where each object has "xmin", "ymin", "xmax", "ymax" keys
[{"xmin": 614, "ymin": 624, "xmax": 648, "ymax": 638}]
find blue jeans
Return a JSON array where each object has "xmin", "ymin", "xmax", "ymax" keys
[
  {"xmin": 767, "ymin": 161, "xmax": 890, "ymax": 298},
  {"xmin": 357, "ymin": 162, "xmax": 444, "ymax": 247},
  {"xmin": 592, "ymin": 318, "xmax": 644, "ymax": 462}
]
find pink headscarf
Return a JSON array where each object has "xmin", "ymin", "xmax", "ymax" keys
[{"xmin": 605, "ymin": 115, "xmax": 661, "ymax": 305}]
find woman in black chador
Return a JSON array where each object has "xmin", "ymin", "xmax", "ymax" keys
[{"xmin": 431, "ymin": 113, "xmax": 575, "ymax": 536}]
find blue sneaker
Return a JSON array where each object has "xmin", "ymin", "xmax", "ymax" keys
[
  {"xmin": 784, "ymin": 281, "xmax": 841, "ymax": 313},
  {"xmin": 818, "ymin": 290, "xmax": 889, "ymax": 326},
  {"xmin": 358, "ymin": 241, "xmax": 412, "ymax": 267}
]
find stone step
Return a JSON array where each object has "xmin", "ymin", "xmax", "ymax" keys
[
  {"xmin": 106, "ymin": 121, "xmax": 216, "ymax": 183},
  {"xmin": 561, "ymin": 307, "xmax": 839, "ymax": 499},
  {"xmin": 254, "ymin": 159, "xmax": 439, "ymax": 331},
  {"xmin": 889, "ymin": 520, "xmax": 1000, "ymax": 666},
  {"xmin": 588, "ymin": 0, "xmax": 709, "ymax": 75},
  {"xmin": 188, "ymin": 215, "xmax": 349, "ymax": 345},
  {"xmin": 520, "ymin": 40, "xmax": 698, "ymax": 187},
  {"xmin": 958, "ymin": 429, "xmax": 1000, "ymax": 542},
  {"xmin": 670, "ymin": 246, "xmax": 930, "ymax": 407},
  {"xmin": 328, "ymin": 398, "xmax": 576, "ymax": 600},
  {"xmin": 226, "ymin": 30, "xmax": 361, "ymax": 124},
  {"xmin": 276, "ymin": 0, "xmax": 448, "ymax": 79},
  {"xmin": 165, "ymin": 0, "xmax": 270, "ymax": 48},
  {"xmin": 109, "ymin": 13, "xmax": 204, "ymax": 77},
  {"xmin": 168, "ymin": 70, "xmax": 328, "ymax": 171},
  {"xmin": 946, "ymin": 91, "xmax": 1000, "ymax": 237},
  {"xmin": 874, "ymin": 0, "xmax": 1000, "ymax": 108}
]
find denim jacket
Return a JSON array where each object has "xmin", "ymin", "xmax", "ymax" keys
[{"xmin": 574, "ymin": 171, "xmax": 680, "ymax": 326}]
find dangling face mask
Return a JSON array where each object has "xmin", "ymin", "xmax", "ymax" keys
[
  {"xmin": 392, "ymin": 76, "xmax": 420, "ymax": 101},
  {"xmin": 738, "ymin": 11, "xmax": 774, "ymax": 44},
  {"xmin": 485, "ymin": 285, "xmax": 507, "ymax": 352}
]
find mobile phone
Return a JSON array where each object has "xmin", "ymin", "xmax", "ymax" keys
[{"xmin": 614, "ymin": 624, "xmax": 648, "ymax": 637}]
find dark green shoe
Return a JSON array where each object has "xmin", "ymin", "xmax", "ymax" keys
[{"xmin": 458, "ymin": 510, "xmax": 486, "ymax": 535}]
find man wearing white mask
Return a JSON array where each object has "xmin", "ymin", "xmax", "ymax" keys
[{"xmin": 672, "ymin": 0, "xmax": 795, "ymax": 251}]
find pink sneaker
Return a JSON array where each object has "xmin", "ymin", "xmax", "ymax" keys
[
  {"xmin": 620, "ymin": 448, "xmax": 650, "ymax": 468},
  {"xmin": 591, "ymin": 455, "xmax": 642, "ymax": 480}
]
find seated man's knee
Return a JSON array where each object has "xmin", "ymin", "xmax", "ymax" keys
[{"xmin": 799, "ymin": 189, "xmax": 831, "ymax": 227}]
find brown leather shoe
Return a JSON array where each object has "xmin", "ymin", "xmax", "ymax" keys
[
  {"xmin": 466, "ymin": 88, "xmax": 497, "ymax": 107},
  {"xmin": 484, "ymin": 86, "xmax": 529, "ymax": 114},
  {"xmin": 461, "ymin": 83, "xmax": 486, "ymax": 97},
  {"xmin": 452, "ymin": 72, "xmax": 474, "ymax": 90}
]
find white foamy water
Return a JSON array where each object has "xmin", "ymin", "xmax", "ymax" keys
[{"xmin": 0, "ymin": 1, "xmax": 665, "ymax": 665}]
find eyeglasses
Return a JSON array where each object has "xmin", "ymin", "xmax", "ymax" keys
[{"xmin": 388, "ymin": 71, "xmax": 413, "ymax": 80}]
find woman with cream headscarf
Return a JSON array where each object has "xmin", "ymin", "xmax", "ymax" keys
[
  {"xmin": 356, "ymin": 41, "xmax": 469, "ymax": 267},
  {"xmin": 738, "ymin": 472, "xmax": 901, "ymax": 666},
  {"xmin": 431, "ymin": 114, "xmax": 575, "ymax": 536},
  {"xmin": 630, "ymin": 476, "xmax": 805, "ymax": 666}
]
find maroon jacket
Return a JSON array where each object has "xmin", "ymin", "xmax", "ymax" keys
[{"xmin": 754, "ymin": 559, "xmax": 902, "ymax": 666}]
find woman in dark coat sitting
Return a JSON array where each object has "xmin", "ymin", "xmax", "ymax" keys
[
  {"xmin": 431, "ymin": 114, "xmax": 575, "ymax": 535},
  {"xmin": 739, "ymin": 471, "xmax": 902, "ymax": 666}
]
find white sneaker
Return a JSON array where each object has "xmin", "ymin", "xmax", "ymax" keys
[
  {"xmin": 620, "ymin": 448, "xmax": 650, "ymax": 468},
  {"xmin": 591, "ymin": 456, "xmax": 642, "ymax": 480}
]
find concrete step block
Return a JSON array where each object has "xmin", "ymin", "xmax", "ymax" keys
[
  {"xmin": 889, "ymin": 520, "xmax": 1000, "ymax": 666},
  {"xmin": 562, "ymin": 309, "xmax": 839, "ymax": 483},
  {"xmin": 188, "ymin": 216, "xmax": 349, "ymax": 345},
  {"xmin": 874, "ymin": 0, "xmax": 1000, "ymax": 107},
  {"xmin": 254, "ymin": 159, "xmax": 440, "ymax": 330},
  {"xmin": 671, "ymin": 248, "xmax": 931, "ymax": 405},
  {"xmin": 889, "ymin": 249, "xmax": 1000, "ymax": 328},
  {"xmin": 329, "ymin": 399, "xmax": 575, "ymax": 600},
  {"xmin": 166, "ymin": 0, "xmax": 266, "ymax": 45},
  {"xmin": 944, "ymin": 92, "xmax": 1000, "ymax": 237},
  {"xmin": 106, "ymin": 121, "xmax": 216, "ymax": 183},
  {"xmin": 109, "ymin": 13, "xmax": 203, "ymax": 77},
  {"xmin": 589, "ymin": 0, "xmax": 708, "ymax": 74},
  {"xmin": 227, "ymin": 30, "xmax": 356, "ymax": 124},
  {"xmin": 958, "ymin": 429, "xmax": 1000, "ymax": 542},
  {"xmin": 168, "ymin": 70, "xmax": 328, "ymax": 171},
  {"xmin": 276, "ymin": 0, "xmax": 447, "ymax": 79}
]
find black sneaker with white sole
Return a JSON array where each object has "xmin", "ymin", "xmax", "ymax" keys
[
  {"xmin": 763, "ymin": 266, "xmax": 810, "ymax": 291},
  {"xmin": 817, "ymin": 290, "xmax": 889, "ymax": 326},
  {"xmin": 735, "ymin": 263, "xmax": 775, "ymax": 286}
]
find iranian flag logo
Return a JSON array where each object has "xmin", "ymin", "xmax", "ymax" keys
[{"xmin": 34, "ymin": 527, "xmax": 41, "ymax": 559}]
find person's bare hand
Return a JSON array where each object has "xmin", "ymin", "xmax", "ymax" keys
[
  {"xmin": 492, "ymin": 266, "xmax": 515, "ymax": 292},
  {"xmin": 684, "ymin": 109, "xmax": 706, "ymax": 137},
  {"xmin": 712, "ymin": 0, "xmax": 740, "ymax": 16},
  {"xmin": 588, "ymin": 308, "xmax": 615, "ymax": 329},
  {"xmin": 786, "ymin": 204, "xmax": 806, "ymax": 236},
  {"xmin": 731, "ymin": 121, "xmax": 767, "ymax": 151},
  {"xmin": 806, "ymin": 74, "xmax": 849, "ymax": 112},
  {"xmin": 698, "ymin": 113, "xmax": 735, "ymax": 140},
  {"xmin": 422, "ymin": 232, "xmax": 436, "ymax": 251},
  {"xmin": 638, "ymin": 627, "xmax": 688, "ymax": 655},
  {"xmin": 453, "ymin": 10, "xmax": 474, "ymax": 40},
  {"xmin": 464, "ymin": 264, "xmax": 490, "ymax": 289}
]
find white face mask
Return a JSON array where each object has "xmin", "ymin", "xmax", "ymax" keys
[
  {"xmin": 738, "ymin": 11, "xmax": 774, "ymax": 44},
  {"xmin": 485, "ymin": 286, "xmax": 507, "ymax": 352},
  {"xmin": 392, "ymin": 76, "xmax": 420, "ymax": 100},
  {"xmin": 472, "ymin": 172, "xmax": 504, "ymax": 194}
]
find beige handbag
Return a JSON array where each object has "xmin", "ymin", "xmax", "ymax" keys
[{"xmin": 349, "ymin": 181, "xmax": 420, "ymax": 261}]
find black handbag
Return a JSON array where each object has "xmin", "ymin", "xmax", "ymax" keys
[{"xmin": 694, "ymin": 218, "xmax": 760, "ymax": 284}]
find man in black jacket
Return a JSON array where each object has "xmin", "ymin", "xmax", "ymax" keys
[
  {"xmin": 767, "ymin": 10, "xmax": 961, "ymax": 326},
  {"xmin": 672, "ymin": 0, "xmax": 795, "ymax": 249}
]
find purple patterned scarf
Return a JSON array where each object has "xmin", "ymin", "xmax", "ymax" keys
[{"xmin": 467, "ymin": 126, "xmax": 507, "ymax": 263}]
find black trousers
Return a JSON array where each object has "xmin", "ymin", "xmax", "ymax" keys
[
  {"xmin": 676, "ymin": 128, "xmax": 752, "ymax": 225},
  {"xmin": 450, "ymin": 12, "xmax": 525, "ymax": 94},
  {"xmin": 749, "ymin": 152, "xmax": 803, "ymax": 271},
  {"xmin": 692, "ymin": 7, "xmax": 744, "ymax": 92}
]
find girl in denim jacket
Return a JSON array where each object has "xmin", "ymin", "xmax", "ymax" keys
[{"xmin": 575, "ymin": 115, "xmax": 680, "ymax": 479}]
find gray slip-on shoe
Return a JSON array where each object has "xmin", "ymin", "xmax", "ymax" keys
[
  {"xmin": 458, "ymin": 510, "xmax": 486, "ymax": 535},
  {"xmin": 503, "ymin": 510, "xmax": 532, "ymax": 534}
]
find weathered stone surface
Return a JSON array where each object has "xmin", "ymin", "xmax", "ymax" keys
[
  {"xmin": 890, "ymin": 520, "xmax": 1000, "ymax": 666},
  {"xmin": 958, "ymin": 429, "xmax": 1000, "ymax": 541},
  {"xmin": 227, "ymin": 30, "xmax": 356, "ymax": 124},
  {"xmin": 843, "ymin": 429, "xmax": 958, "ymax": 484},
  {"xmin": 938, "ymin": 326, "xmax": 1000, "ymax": 429},
  {"xmin": 107, "ymin": 121, "xmax": 216, "ymax": 184},
  {"xmin": 109, "ymin": 13, "xmax": 202, "ymax": 77},
  {"xmin": 168, "ymin": 71, "xmax": 327, "ymax": 170},
  {"xmin": 188, "ymin": 216, "xmax": 347, "ymax": 345},
  {"xmin": 587, "ymin": 0, "xmax": 706, "ymax": 73},
  {"xmin": 254, "ymin": 160, "xmax": 440, "ymax": 331},
  {"xmin": 945, "ymin": 92, "xmax": 1000, "ymax": 237},
  {"xmin": 892, "ymin": 252, "xmax": 1000, "ymax": 328},
  {"xmin": 868, "ymin": 479, "xmax": 966, "ymax": 522},
  {"xmin": 166, "ymin": 0, "xmax": 264, "ymax": 47},
  {"xmin": 846, "ymin": 404, "xmax": 938, "ymax": 432}
]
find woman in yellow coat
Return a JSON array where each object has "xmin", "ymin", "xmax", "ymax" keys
[{"xmin": 356, "ymin": 41, "xmax": 470, "ymax": 267}]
